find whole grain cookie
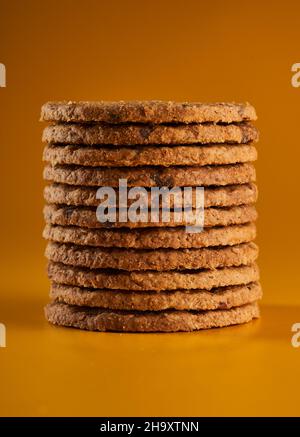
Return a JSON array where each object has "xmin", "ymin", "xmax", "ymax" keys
[
  {"xmin": 42, "ymin": 123, "xmax": 258, "ymax": 146},
  {"xmin": 43, "ymin": 204, "xmax": 257, "ymax": 229},
  {"xmin": 43, "ymin": 144, "xmax": 257, "ymax": 167},
  {"xmin": 44, "ymin": 183, "xmax": 258, "ymax": 208},
  {"xmin": 45, "ymin": 301, "xmax": 260, "ymax": 332},
  {"xmin": 47, "ymin": 262, "xmax": 259, "ymax": 291},
  {"xmin": 45, "ymin": 241, "xmax": 258, "ymax": 271},
  {"xmin": 43, "ymin": 222, "xmax": 257, "ymax": 249},
  {"xmin": 50, "ymin": 282, "xmax": 262, "ymax": 311},
  {"xmin": 43, "ymin": 163, "xmax": 256, "ymax": 187},
  {"xmin": 41, "ymin": 101, "xmax": 257, "ymax": 124}
]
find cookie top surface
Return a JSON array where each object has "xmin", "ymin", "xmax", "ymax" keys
[{"xmin": 41, "ymin": 101, "xmax": 257, "ymax": 124}]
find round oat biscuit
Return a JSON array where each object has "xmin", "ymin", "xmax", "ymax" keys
[
  {"xmin": 43, "ymin": 163, "xmax": 256, "ymax": 187},
  {"xmin": 45, "ymin": 241, "xmax": 258, "ymax": 271},
  {"xmin": 43, "ymin": 204, "xmax": 257, "ymax": 229},
  {"xmin": 50, "ymin": 282, "xmax": 262, "ymax": 311},
  {"xmin": 44, "ymin": 183, "xmax": 258, "ymax": 208},
  {"xmin": 43, "ymin": 144, "xmax": 257, "ymax": 167},
  {"xmin": 43, "ymin": 222, "xmax": 257, "ymax": 249},
  {"xmin": 47, "ymin": 262, "xmax": 259, "ymax": 291},
  {"xmin": 42, "ymin": 122, "xmax": 258, "ymax": 146},
  {"xmin": 41, "ymin": 101, "xmax": 257, "ymax": 124},
  {"xmin": 44, "ymin": 301, "xmax": 260, "ymax": 332}
]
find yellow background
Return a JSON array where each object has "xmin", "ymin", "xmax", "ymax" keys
[{"xmin": 0, "ymin": 0, "xmax": 300, "ymax": 416}]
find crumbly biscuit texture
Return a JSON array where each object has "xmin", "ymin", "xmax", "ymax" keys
[
  {"xmin": 47, "ymin": 262, "xmax": 260, "ymax": 291},
  {"xmin": 45, "ymin": 241, "xmax": 258, "ymax": 271},
  {"xmin": 45, "ymin": 301, "xmax": 260, "ymax": 332},
  {"xmin": 50, "ymin": 282, "xmax": 262, "ymax": 311},
  {"xmin": 42, "ymin": 122, "xmax": 258, "ymax": 146},
  {"xmin": 41, "ymin": 101, "xmax": 257, "ymax": 124},
  {"xmin": 43, "ymin": 222, "xmax": 257, "ymax": 249},
  {"xmin": 43, "ymin": 144, "xmax": 257, "ymax": 167},
  {"xmin": 43, "ymin": 204, "xmax": 258, "ymax": 229},
  {"xmin": 43, "ymin": 163, "xmax": 256, "ymax": 187},
  {"xmin": 44, "ymin": 183, "xmax": 258, "ymax": 208}
]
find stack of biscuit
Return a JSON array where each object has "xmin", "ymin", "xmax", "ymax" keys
[{"xmin": 41, "ymin": 101, "xmax": 261, "ymax": 332}]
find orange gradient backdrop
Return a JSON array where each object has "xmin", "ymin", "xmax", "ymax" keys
[{"xmin": 0, "ymin": 0, "xmax": 300, "ymax": 417}]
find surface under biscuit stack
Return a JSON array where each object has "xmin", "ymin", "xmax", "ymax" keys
[{"xmin": 41, "ymin": 100, "xmax": 262, "ymax": 332}]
